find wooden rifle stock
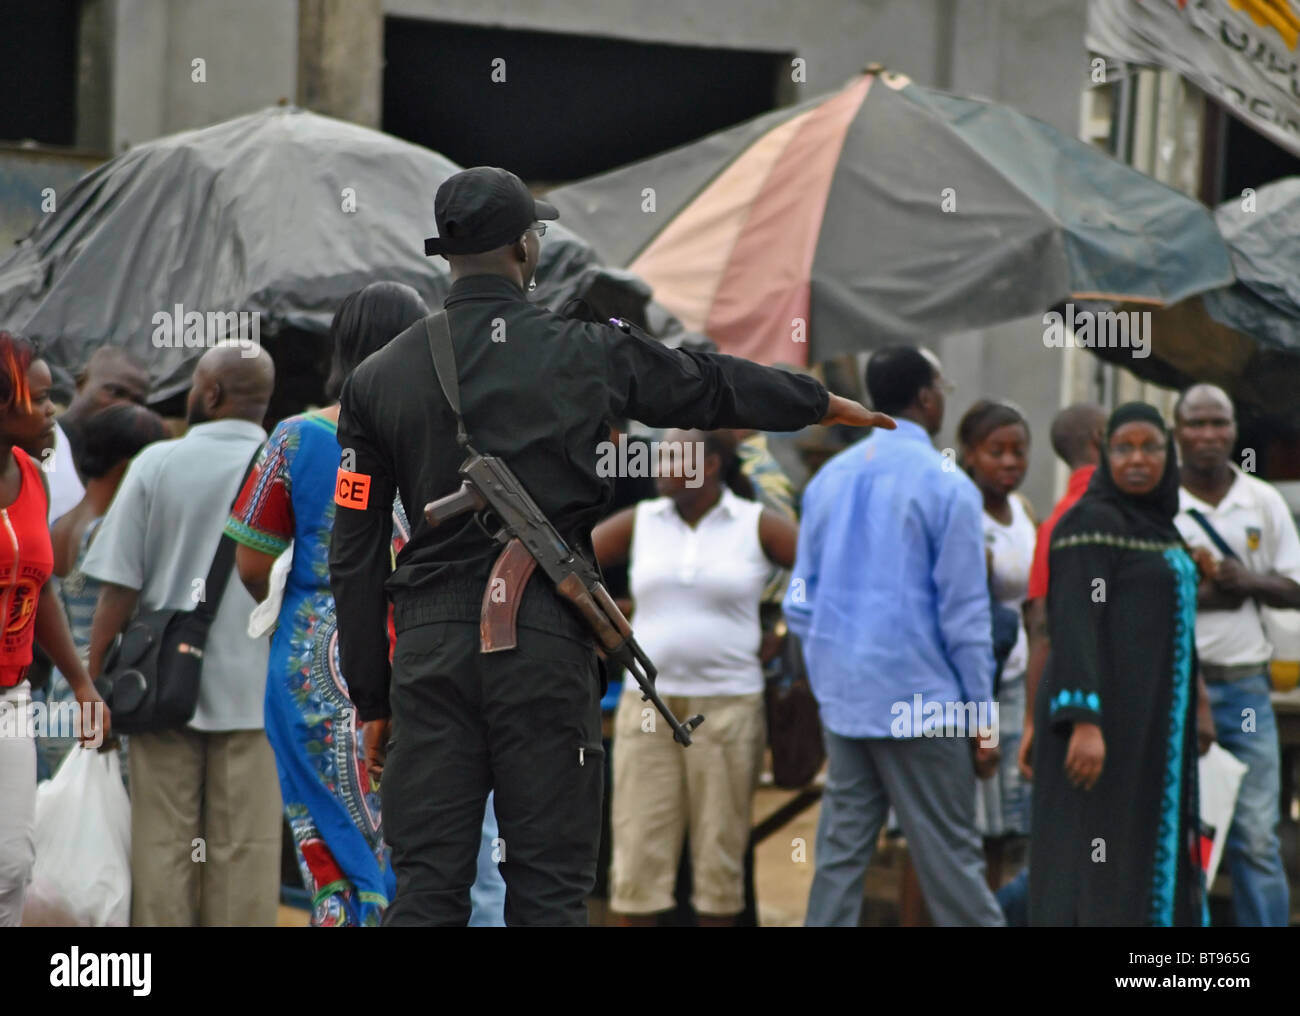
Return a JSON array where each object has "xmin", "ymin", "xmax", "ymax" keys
[
  {"xmin": 557, "ymin": 574, "xmax": 626, "ymax": 652},
  {"xmin": 423, "ymin": 454, "xmax": 704, "ymax": 745}
]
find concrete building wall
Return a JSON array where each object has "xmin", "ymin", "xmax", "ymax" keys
[
  {"xmin": 298, "ymin": 0, "xmax": 384, "ymax": 127},
  {"xmin": 108, "ymin": 0, "xmax": 167, "ymax": 153},
  {"xmin": 107, "ymin": 0, "xmax": 297, "ymax": 152}
]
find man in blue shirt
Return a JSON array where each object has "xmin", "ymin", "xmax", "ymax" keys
[{"xmin": 785, "ymin": 345, "xmax": 1004, "ymax": 926}]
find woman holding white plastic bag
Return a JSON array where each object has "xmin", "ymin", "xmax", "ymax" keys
[
  {"xmin": 0, "ymin": 331, "xmax": 110, "ymax": 927},
  {"xmin": 27, "ymin": 740, "xmax": 132, "ymax": 926}
]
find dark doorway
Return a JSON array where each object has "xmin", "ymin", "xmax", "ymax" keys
[
  {"xmin": 1203, "ymin": 99, "xmax": 1300, "ymax": 203},
  {"xmin": 382, "ymin": 18, "xmax": 786, "ymax": 183},
  {"xmin": 1, "ymin": 0, "xmax": 79, "ymax": 145}
]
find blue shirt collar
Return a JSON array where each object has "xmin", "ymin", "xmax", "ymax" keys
[{"xmin": 882, "ymin": 418, "xmax": 934, "ymax": 445}]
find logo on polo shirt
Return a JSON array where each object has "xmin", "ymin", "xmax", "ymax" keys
[
  {"xmin": 1246, "ymin": 526, "xmax": 1261, "ymax": 551},
  {"xmin": 335, "ymin": 469, "xmax": 371, "ymax": 510}
]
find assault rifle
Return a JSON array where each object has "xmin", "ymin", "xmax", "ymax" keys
[
  {"xmin": 425, "ymin": 453, "xmax": 705, "ymax": 746},
  {"xmin": 420, "ymin": 310, "xmax": 702, "ymax": 745}
]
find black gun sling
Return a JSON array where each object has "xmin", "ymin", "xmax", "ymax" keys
[
  {"xmin": 425, "ymin": 312, "xmax": 586, "ymax": 654},
  {"xmin": 425, "ymin": 311, "xmax": 470, "ymax": 449}
]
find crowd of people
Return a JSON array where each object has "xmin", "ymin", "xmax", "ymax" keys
[
  {"xmin": 778, "ymin": 351, "xmax": 1298, "ymax": 927},
  {"xmin": 0, "ymin": 263, "xmax": 1296, "ymax": 929}
]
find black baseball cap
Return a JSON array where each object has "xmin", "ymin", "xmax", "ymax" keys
[{"xmin": 423, "ymin": 167, "xmax": 558, "ymax": 256}]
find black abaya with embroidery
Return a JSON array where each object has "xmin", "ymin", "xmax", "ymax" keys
[{"xmin": 1028, "ymin": 406, "xmax": 1206, "ymax": 927}]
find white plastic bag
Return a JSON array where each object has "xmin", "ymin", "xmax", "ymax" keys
[
  {"xmin": 30, "ymin": 747, "xmax": 132, "ymax": 927},
  {"xmin": 20, "ymin": 875, "xmax": 87, "ymax": 927},
  {"xmin": 1197, "ymin": 742, "xmax": 1249, "ymax": 887},
  {"xmin": 248, "ymin": 541, "xmax": 293, "ymax": 637}
]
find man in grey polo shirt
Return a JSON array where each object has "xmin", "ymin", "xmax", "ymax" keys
[{"xmin": 85, "ymin": 345, "xmax": 280, "ymax": 926}]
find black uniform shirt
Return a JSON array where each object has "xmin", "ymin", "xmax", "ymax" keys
[{"xmin": 330, "ymin": 273, "xmax": 829, "ymax": 721}]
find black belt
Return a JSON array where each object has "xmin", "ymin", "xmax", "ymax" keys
[
  {"xmin": 1200, "ymin": 662, "xmax": 1267, "ymax": 684},
  {"xmin": 392, "ymin": 570, "xmax": 589, "ymax": 644}
]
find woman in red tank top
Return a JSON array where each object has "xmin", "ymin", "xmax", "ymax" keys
[{"xmin": 0, "ymin": 331, "xmax": 111, "ymax": 927}]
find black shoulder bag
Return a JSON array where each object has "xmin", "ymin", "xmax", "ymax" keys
[{"xmin": 95, "ymin": 446, "xmax": 262, "ymax": 733}]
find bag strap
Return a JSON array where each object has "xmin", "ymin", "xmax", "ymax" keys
[
  {"xmin": 425, "ymin": 312, "xmax": 471, "ymax": 450},
  {"xmin": 193, "ymin": 445, "xmax": 264, "ymax": 625},
  {"xmin": 1185, "ymin": 507, "xmax": 1239, "ymax": 561}
]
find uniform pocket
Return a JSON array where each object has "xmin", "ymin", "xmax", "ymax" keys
[
  {"xmin": 393, "ymin": 623, "xmax": 448, "ymax": 667},
  {"xmin": 576, "ymin": 742, "xmax": 606, "ymax": 769},
  {"xmin": 513, "ymin": 627, "xmax": 598, "ymax": 669}
]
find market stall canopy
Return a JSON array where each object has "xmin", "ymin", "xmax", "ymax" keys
[
  {"xmin": 1088, "ymin": 176, "xmax": 1300, "ymax": 422},
  {"xmin": 0, "ymin": 105, "xmax": 607, "ymax": 402},
  {"xmin": 1087, "ymin": 0, "xmax": 1300, "ymax": 162},
  {"xmin": 547, "ymin": 68, "xmax": 1235, "ymax": 367}
]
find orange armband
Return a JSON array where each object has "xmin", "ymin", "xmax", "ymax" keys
[{"xmin": 335, "ymin": 469, "xmax": 371, "ymax": 510}]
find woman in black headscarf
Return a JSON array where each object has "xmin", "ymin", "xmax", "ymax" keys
[{"xmin": 1028, "ymin": 403, "xmax": 1206, "ymax": 926}]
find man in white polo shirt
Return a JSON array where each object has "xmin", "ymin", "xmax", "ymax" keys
[{"xmin": 1173, "ymin": 383, "xmax": 1300, "ymax": 927}]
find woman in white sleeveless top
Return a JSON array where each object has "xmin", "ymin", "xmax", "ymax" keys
[
  {"xmin": 593, "ymin": 429, "xmax": 798, "ymax": 926},
  {"xmin": 958, "ymin": 400, "xmax": 1037, "ymax": 889}
]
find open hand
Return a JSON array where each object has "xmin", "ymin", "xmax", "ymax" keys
[{"xmin": 819, "ymin": 394, "xmax": 896, "ymax": 430}]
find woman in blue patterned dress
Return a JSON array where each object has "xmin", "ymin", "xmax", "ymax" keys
[
  {"xmin": 226, "ymin": 283, "xmax": 505, "ymax": 926},
  {"xmin": 1028, "ymin": 403, "xmax": 1206, "ymax": 926}
]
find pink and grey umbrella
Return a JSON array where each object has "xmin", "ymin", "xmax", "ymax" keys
[{"xmin": 548, "ymin": 68, "xmax": 1234, "ymax": 366}]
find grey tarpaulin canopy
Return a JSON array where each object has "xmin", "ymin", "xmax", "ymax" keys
[
  {"xmin": 0, "ymin": 106, "xmax": 614, "ymax": 403},
  {"xmin": 1089, "ymin": 176, "xmax": 1300, "ymax": 423}
]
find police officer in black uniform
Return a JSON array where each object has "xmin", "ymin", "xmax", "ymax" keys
[{"xmin": 329, "ymin": 166, "xmax": 893, "ymax": 926}]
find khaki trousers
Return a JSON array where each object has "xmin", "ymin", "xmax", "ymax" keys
[
  {"xmin": 128, "ymin": 727, "xmax": 282, "ymax": 926},
  {"xmin": 610, "ymin": 689, "xmax": 766, "ymax": 917}
]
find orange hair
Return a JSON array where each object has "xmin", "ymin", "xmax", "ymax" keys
[{"xmin": 0, "ymin": 332, "xmax": 35, "ymax": 414}]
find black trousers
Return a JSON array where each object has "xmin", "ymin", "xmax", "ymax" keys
[{"xmin": 381, "ymin": 620, "xmax": 604, "ymax": 926}]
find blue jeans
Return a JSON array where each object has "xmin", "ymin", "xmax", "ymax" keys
[
  {"xmin": 469, "ymin": 792, "xmax": 507, "ymax": 927},
  {"xmin": 996, "ymin": 866, "xmax": 1029, "ymax": 927},
  {"xmin": 1206, "ymin": 673, "xmax": 1290, "ymax": 927}
]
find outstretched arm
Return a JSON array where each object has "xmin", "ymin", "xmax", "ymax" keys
[{"xmin": 604, "ymin": 323, "xmax": 893, "ymax": 434}]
